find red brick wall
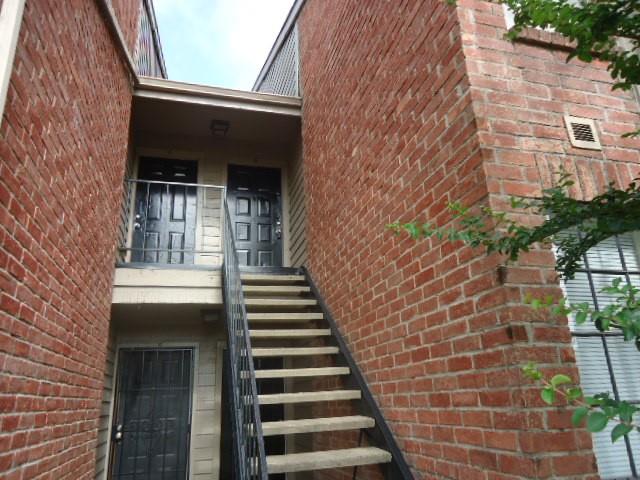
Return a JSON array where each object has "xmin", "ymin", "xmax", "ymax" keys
[
  {"xmin": 459, "ymin": 0, "xmax": 640, "ymax": 200},
  {"xmin": 0, "ymin": 1, "xmax": 134, "ymax": 478},
  {"xmin": 455, "ymin": 3, "xmax": 640, "ymax": 475},
  {"xmin": 299, "ymin": 0, "xmax": 485, "ymax": 478},
  {"xmin": 299, "ymin": 1, "xmax": 640, "ymax": 479}
]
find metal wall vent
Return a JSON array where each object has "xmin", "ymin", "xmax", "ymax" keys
[{"xmin": 564, "ymin": 115, "xmax": 602, "ymax": 150}]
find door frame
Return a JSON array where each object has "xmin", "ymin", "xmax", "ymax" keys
[
  {"xmin": 131, "ymin": 156, "xmax": 200, "ymax": 265},
  {"xmin": 222, "ymin": 162, "xmax": 290, "ymax": 267},
  {"xmin": 106, "ymin": 344, "xmax": 197, "ymax": 480},
  {"xmin": 128, "ymin": 149, "xmax": 206, "ymax": 266},
  {"xmin": 226, "ymin": 163, "xmax": 285, "ymax": 267}
]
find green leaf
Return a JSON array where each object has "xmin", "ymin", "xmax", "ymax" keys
[
  {"xmin": 575, "ymin": 310, "xmax": 588, "ymax": 325},
  {"xmin": 616, "ymin": 402, "xmax": 638, "ymax": 423},
  {"xmin": 541, "ymin": 388, "xmax": 556, "ymax": 405},
  {"xmin": 566, "ymin": 387, "xmax": 583, "ymax": 402},
  {"xmin": 522, "ymin": 362, "xmax": 543, "ymax": 381},
  {"xmin": 572, "ymin": 407, "xmax": 589, "ymax": 426},
  {"xmin": 550, "ymin": 374, "xmax": 573, "ymax": 388},
  {"xmin": 587, "ymin": 412, "xmax": 609, "ymax": 433},
  {"xmin": 611, "ymin": 424, "xmax": 633, "ymax": 443}
]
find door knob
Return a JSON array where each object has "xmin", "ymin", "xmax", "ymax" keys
[
  {"xmin": 113, "ymin": 424, "xmax": 123, "ymax": 443},
  {"xmin": 134, "ymin": 222, "xmax": 141, "ymax": 230}
]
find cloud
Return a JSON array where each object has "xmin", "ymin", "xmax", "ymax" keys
[{"xmin": 153, "ymin": 0, "xmax": 294, "ymax": 90}]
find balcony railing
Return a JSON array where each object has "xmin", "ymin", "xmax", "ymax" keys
[
  {"xmin": 117, "ymin": 178, "xmax": 224, "ymax": 266},
  {"xmin": 222, "ymin": 196, "xmax": 268, "ymax": 480},
  {"xmin": 117, "ymin": 177, "xmax": 268, "ymax": 476}
]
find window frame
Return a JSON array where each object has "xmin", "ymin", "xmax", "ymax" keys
[{"xmin": 562, "ymin": 232, "xmax": 640, "ymax": 479}]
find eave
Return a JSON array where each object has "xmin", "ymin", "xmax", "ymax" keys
[
  {"xmin": 132, "ymin": 77, "xmax": 301, "ymax": 144},
  {"xmin": 136, "ymin": 76, "xmax": 302, "ymax": 117}
]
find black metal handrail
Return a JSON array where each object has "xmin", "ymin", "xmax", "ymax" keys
[{"xmin": 222, "ymin": 195, "xmax": 268, "ymax": 480}]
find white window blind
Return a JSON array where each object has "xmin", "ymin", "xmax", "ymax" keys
[{"xmin": 563, "ymin": 232, "xmax": 640, "ymax": 479}]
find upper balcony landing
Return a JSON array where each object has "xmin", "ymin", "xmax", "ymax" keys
[{"xmin": 112, "ymin": 78, "xmax": 304, "ymax": 307}]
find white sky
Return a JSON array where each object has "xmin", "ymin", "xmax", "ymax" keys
[{"xmin": 154, "ymin": 0, "xmax": 295, "ymax": 90}]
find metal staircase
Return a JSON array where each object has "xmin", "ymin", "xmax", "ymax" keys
[
  {"xmin": 224, "ymin": 266, "xmax": 414, "ymax": 478},
  {"xmin": 222, "ymin": 187, "xmax": 412, "ymax": 479}
]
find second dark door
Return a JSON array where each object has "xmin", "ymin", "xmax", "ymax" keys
[{"xmin": 227, "ymin": 165, "xmax": 283, "ymax": 267}]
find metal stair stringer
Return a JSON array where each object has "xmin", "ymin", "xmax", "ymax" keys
[{"xmin": 302, "ymin": 267, "xmax": 416, "ymax": 480}]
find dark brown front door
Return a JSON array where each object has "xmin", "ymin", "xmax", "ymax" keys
[
  {"xmin": 109, "ymin": 348, "xmax": 193, "ymax": 480},
  {"xmin": 227, "ymin": 165, "xmax": 283, "ymax": 267},
  {"xmin": 132, "ymin": 157, "xmax": 198, "ymax": 264}
]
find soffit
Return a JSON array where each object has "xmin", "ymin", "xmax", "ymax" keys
[{"xmin": 132, "ymin": 77, "xmax": 301, "ymax": 144}]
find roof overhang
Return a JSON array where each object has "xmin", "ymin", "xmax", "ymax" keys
[{"xmin": 132, "ymin": 77, "xmax": 301, "ymax": 144}]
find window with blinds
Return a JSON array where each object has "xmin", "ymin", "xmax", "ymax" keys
[{"xmin": 563, "ymin": 232, "xmax": 640, "ymax": 479}]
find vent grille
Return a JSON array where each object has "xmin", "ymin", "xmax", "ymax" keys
[
  {"xmin": 571, "ymin": 122, "xmax": 595, "ymax": 142},
  {"xmin": 564, "ymin": 115, "xmax": 601, "ymax": 150}
]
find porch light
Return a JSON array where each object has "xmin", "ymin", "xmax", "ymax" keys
[{"xmin": 210, "ymin": 119, "xmax": 230, "ymax": 137}]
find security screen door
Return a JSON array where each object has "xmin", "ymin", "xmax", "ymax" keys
[{"xmin": 110, "ymin": 348, "xmax": 193, "ymax": 480}]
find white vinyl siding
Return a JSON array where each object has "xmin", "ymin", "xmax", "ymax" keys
[{"xmin": 564, "ymin": 232, "xmax": 640, "ymax": 479}]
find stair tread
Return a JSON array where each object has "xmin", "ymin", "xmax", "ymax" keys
[
  {"xmin": 262, "ymin": 415, "xmax": 375, "ymax": 436},
  {"xmin": 254, "ymin": 366, "xmax": 349, "ymax": 378},
  {"xmin": 252, "ymin": 347, "xmax": 338, "ymax": 357},
  {"xmin": 258, "ymin": 389, "xmax": 361, "ymax": 405},
  {"xmin": 266, "ymin": 447, "xmax": 391, "ymax": 474},
  {"xmin": 249, "ymin": 328, "xmax": 330, "ymax": 338},
  {"xmin": 243, "ymin": 285, "xmax": 311, "ymax": 294},
  {"xmin": 241, "ymin": 274, "xmax": 305, "ymax": 283},
  {"xmin": 245, "ymin": 298, "xmax": 317, "ymax": 306},
  {"xmin": 247, "ymin": 312, "xmax": 323, "ymax": 322}
]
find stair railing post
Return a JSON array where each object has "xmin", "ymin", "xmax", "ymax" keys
[{"xmin": 222, "ymin": 194, "xmax": 268, "ymax": 480}]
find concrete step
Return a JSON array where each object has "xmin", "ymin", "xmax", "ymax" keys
[
  {"xmin": 262, "ymin": 415, "xmax": 375, "ymax": 436},
  {"xmin": 241, "ymin": 274, "xmax": 305, "ymax": 283},
  {"xmin": 247, "ymin": 312, "xmax": 323, "ymax": 323},
  {"xmin": 258, "ymin": 389, "xmax": 361, "ymax": 405},
  {"xmin": 266, "ymin": 447, "xmax": 392, "ymax": 474},
  {"xmin": 252, "ymin": 347, "xmax": 338, "ymax": 357},
  {"xmin": 243, "ymin": 285, "xmax": 311, "ymax": 295},
  {"xmin": 245, "ymin": 298, "xmax": 317, "ymax": 308},
  {"xmin": 249, "ymin": 328, "xmax": 330, "ymax": 338},
  {"xmin": 254, "ymin": 366, "xmax": 349, "ymax": 379}
]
